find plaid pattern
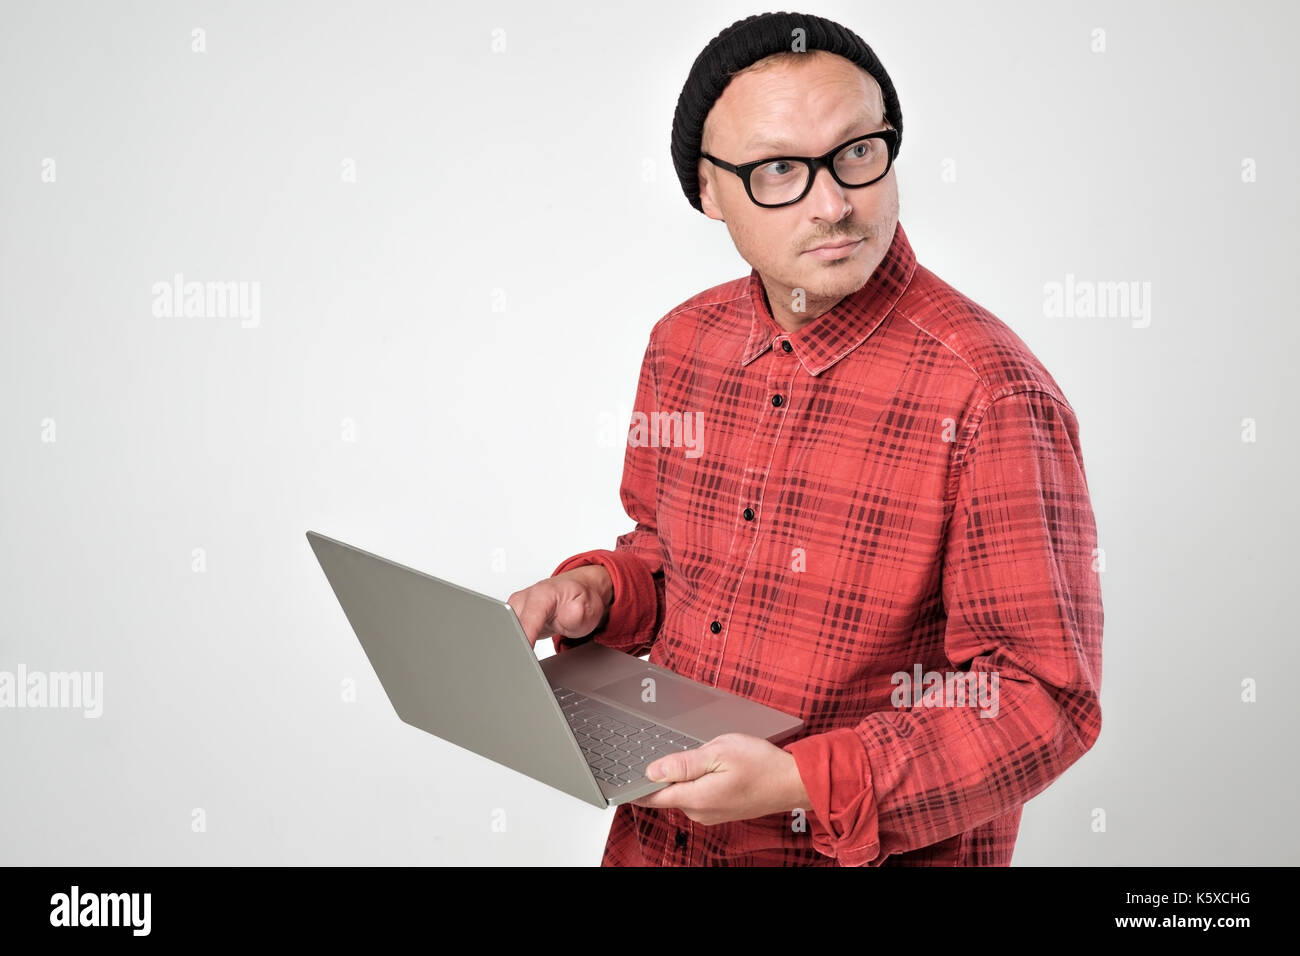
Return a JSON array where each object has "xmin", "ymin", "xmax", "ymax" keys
[{"xmin": 550, "ymin": 221, "xmax": 1103, "ymax": 866}]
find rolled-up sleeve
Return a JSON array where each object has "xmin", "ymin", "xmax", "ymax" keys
[{"xmin": 783, "ymin": 388, "xmax": 1104, "ymax": 866}]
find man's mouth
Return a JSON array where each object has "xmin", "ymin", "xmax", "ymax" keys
[{"xmin": 804, "ymin": 238, "xmax": 864, "ymax": 259}]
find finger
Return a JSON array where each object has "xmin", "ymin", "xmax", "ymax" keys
[
  {"xmin": 508, "ymin": 597, "xmax": 545, "ymax": 648},
  {"xmin": 645, "ymin": 746, "xmax": 712, "ymax": 784},
  {"xmin": 631, "ymin": 782, "xmax": 684, "ymax": 810}
]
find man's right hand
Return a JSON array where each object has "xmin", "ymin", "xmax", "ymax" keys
[{"xmin": 507, "ymin": 564, "xmax": 614, "ymax": 649}]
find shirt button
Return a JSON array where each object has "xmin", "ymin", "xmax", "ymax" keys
[
  {"xmin": 771, "ymin": 394, "xmax": 784, "ymax": 407},
  {"xmin": 710, "ymin": 620, "xmax": 722, "ymax": 634},
  {"xmin": 675, "ymin": 830, "xmax": 688, "ymax": 848},
  {"xmin": 742, "ymin": 507, "xmax": 755, "ymax": 520},
  {"xmin": 781, "ymin": 340, "xmax": 793, "ymax": 353}
]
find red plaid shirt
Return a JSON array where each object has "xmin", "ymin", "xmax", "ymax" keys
[{"xmin": 550, "ymin": 221, "xmax": 1103, "ymax": 866}]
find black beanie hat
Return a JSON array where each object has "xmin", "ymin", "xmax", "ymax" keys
[{"xmin": 670, "ymin": 11, "xmax": 902, "ymax": 214}]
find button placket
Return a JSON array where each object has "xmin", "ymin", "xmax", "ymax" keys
[{"xmin": 705, "ymin": 339, "xmax": 796, "ymax": 684}]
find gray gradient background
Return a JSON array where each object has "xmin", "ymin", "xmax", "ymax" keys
[{"xmin": 1, "ymin": 0, "xmax": 1295, "ymax": 866}]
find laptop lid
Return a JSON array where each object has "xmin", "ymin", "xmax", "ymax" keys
[{"xmin": 306, "ymin": 531, "xmax": 607, "ymax": 807}]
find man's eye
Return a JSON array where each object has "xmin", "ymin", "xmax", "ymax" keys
[{"xmin": 759, "ymin": 161, "xmax": 794, "ymax": 177}]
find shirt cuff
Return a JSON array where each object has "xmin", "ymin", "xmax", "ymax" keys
[
  {"xmin": 548, "ymin": 548, "xmax": 658, "ymax": 656},
  {"xmin": 784, "ymin": 727, "xmax": 883, "ymax": 866}
]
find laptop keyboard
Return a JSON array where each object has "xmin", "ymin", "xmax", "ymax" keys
[{"xmin": 551, "ymin": 686, "xmax": 703, "ymax": 789}]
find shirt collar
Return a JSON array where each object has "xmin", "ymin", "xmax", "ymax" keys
[{"xmin": 741, "ymin": 220, "xmax": 917, "ymax": 375}]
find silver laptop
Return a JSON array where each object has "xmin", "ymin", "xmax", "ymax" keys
[{"xmin": 306, "ymin": 531, "xmax": 803, "ymax": 808}]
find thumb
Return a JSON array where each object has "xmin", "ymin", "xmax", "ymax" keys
[{"xmin": 646, "ymin": 746, "xmax": 712, "ymax": 783}]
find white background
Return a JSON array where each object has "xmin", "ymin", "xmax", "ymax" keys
[{"xmin": 1, "ymin": 0, "xmax": 1295, "ymax": 864}]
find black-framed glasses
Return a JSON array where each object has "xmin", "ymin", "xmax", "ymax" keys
[{"xmin": 701, "ymin": 127, "xmax": 899, "ymax": 208}]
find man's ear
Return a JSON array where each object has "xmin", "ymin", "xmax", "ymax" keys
[{"xmin": 697, "ymin": 160, "xmax": 725, "ymax": 222}]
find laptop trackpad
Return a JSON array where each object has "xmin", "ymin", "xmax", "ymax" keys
[{"xmin": 590, "ymin": 673, "xmax": 717, "ymax": 720}]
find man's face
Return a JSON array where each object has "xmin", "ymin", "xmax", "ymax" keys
[{"xmin": 697, "ymin": 50, "xmax": 900, "ymax": 327}]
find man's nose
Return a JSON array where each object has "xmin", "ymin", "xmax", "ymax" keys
[{"xmin": 804, "ymin": 164, "xmax": 852, "ymax": 220}]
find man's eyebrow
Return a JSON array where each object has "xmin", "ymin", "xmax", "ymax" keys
[{"xmin": 745, "ymin": 117, "xmax": 880, "ymax": 155}]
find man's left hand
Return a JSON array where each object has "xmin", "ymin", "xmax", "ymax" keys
[{"xmin": 630, "ymin": 733, "xmax": 811, "ymax": 825}]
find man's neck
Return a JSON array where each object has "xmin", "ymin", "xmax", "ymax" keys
[{"xmin": 761, "ymin": 280, "xmax": 842, "ymax": 333}]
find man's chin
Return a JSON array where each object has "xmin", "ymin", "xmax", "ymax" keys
[{"xmin": 794, "ymin": 261, "xmax": 874, "ymax": 299}]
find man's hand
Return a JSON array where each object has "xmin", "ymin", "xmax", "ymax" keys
[
  {"xmin": 507, "ymin": 565, "xmax": 614, "ymax": 649},
  {"xmin": 631, "ymin": 733, "xmax": 812, "ymax": 825}
]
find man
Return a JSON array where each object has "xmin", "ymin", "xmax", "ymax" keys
[{"xmin": 508, "ymin": 11, "xmax": 1103, "ymax": 866}]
